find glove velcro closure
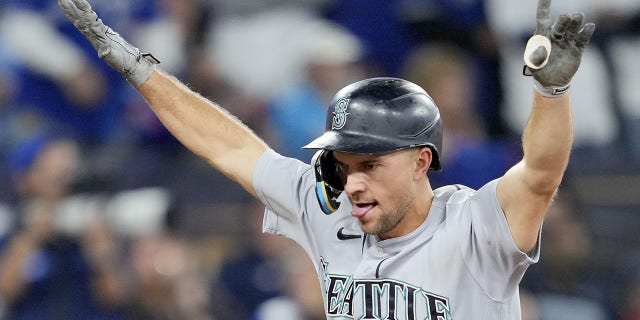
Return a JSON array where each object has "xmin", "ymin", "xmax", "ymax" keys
[
  {"xmin": 523, "ymin": 65, "xmax": 571, "ymax": 98},
  {"xmin": 123, "ymin": 53, "xmax": 159, "ymax": 88},
  {"xmin": 533, "ymin": 78, "xmax": 570, "ymax": 98}
]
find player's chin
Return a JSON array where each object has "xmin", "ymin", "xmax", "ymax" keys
[
  {"xmin": 357, "ymin": 221, "xmax": 377, "ymax": 235},
  {"xmin": 356, "ymin": 208, "xmax": 380, "ymax": 231},
  {"xmin": 359, "ymin": 219, "xmax": 389, "ymax": 237}
]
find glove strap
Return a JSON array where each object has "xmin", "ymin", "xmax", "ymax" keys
[
  {"xmin": 523, "ymin": 66, "xmax": 571, "ymax": 98},
  {"xmin": 533, "ymin": 79, "xmax": 570, "ymax": 98},
  {"xmin": 125, "ymin": 53, "xmax": 160, "ymax": 88}
]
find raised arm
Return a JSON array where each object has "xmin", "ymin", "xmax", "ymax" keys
[
  {"xmin": 497, "ymin": 0, "xmax": 595, "ymax": 252},
  {"xmin": 58, "ymin": 0, "xmax": 268, "ymax": 196},
  {"xmin": 138, "ymin": 71, "xmax": 269, "ymax": 195}
]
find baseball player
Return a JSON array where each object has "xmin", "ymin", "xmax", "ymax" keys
[{"xmin": 58, "ymin": 0, "xmax": 595, "ymax": 318}]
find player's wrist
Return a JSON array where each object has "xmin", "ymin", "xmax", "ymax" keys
[
  {"xmin": 123, "ymin": 53, "xmax": 160, "ymax": 88},
  {"xmin": 533, "ymin": 79, "xmax": 570, "ymax": 98}
]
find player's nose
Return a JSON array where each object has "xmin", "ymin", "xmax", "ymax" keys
[{"xmin": 343, "ymin": 172, "xmax": 366, "ymax": 196}]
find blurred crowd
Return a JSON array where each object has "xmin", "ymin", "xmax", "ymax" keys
[{"xmin": 0, "ymin": 0, "xmax": 639, "ymax": 319}]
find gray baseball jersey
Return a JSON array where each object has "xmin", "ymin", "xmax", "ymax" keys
[{"xmin": 253, "ymin": 149, "xmax": 540, "ymax": 319}]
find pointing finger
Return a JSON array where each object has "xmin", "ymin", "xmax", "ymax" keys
[{"xmin": 536, "ymin": 0, "xmax": 552, "ymax": 34}]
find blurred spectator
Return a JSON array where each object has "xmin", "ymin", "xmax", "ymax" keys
[
  {"xmin": 210, "ymin": 201, "xmax": 292, "ymax": 320},
  {"xmin": 0, "ymin": 135, "xmax": 128, "ymax": 320},
  {"xmin": 0, "ymin": 0, "xmax": 209, "ymax": 157},
  {"xmin": 615, "ymin": 251, "xmax": 640, "ymax": 320},
  {"xmin": 126, "ymin": 231, "xmax": 213, "ymax": 320},
  {"xmin": 621, "ymin": 277, "xmax": 640, "ymax": 320},
  {"xmin": 521, "ymin": 288, "xmax": 540, "ymax": 320},
  {"xmin": 0, "ymin": 43, "xmax": 17, "ymax": 116},
  {"xmin": 208, "ymin": 0, "xmax": 328, "ymax": 16},
  {"xmin": 0, "ymin": 0, "xmax": 150, "ymax": 143},
  {"xmin": 94, "ymin": 183, "xmax": 212, "ymax": 320},
  {"xmin": 396, "ymin": 0, "xmax": 508, "ymax": 137},
  {"xmin": 105, "ymin": 189, "xmax": 283, "ymax": 319},
  {"xmin": 267, "ymin": 20, "xmax": 366, "ymax": 162},
  {"xmin": 204, "ymin": 0, "xmax": 334, "ymax": 103},
  {"xmin": 521, "ymin": 189, "xmax": 615, "ymax": 320},
  {"xmin": 588, "ymin": 1, "xmax": 640, "ymax": 158},
  {"xmin": 0, "ymin": 0, "xmax": 227, "ymax": 200},
  {"xmin": 402, "ymin": 44, "xmax": 519, "ymax": 189},
  {"xmin": 0, "ymin": 42, "xmax": 20, "ymax": 202},
  {"xmin": 323, "ymin": 0, "xmax": 414, "ymax": 76},
  {"xmin": 0, "ymin": 203, "xmax": 13, "ymax": 239},
  {"xmin": 252, "ymin": 244, "xmax": 325, "ymax": 320}
]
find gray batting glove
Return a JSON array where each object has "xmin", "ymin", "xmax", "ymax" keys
[
  {"xmin": 58, "ymin": 0, "xmax": 159, "ymax": 88},
  {"xmin": 523, "ymin": 0, "xmax": 596, "ymax": 97}
]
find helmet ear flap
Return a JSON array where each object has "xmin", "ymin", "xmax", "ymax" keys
[{"xmin": 311, "ymin": 150, "xmax": 344, "ymax": 214}]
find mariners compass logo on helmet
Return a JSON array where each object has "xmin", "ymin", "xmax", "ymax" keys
[{"xmin": 331, "ymin": 98, "xmax": 350, "ymax": 130}]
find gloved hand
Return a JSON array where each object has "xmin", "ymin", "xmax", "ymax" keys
[
  {"xmin": 523, "ymin": 0, "xmax": 596, "ymax": 97},
  {"xmin": 58, "ymin": 0, "xmax": 159, "ymax": 87}
]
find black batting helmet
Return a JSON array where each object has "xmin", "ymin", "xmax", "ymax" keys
[{"xmin": 303, "ymin": 77, "xmax": 443, "ymax": 214}]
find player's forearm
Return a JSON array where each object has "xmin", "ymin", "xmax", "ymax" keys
[
  {"xmin": 515, "ymin": 1, "xmax": 594, "ymax": 196},
  {"xmin": 520, "ymin": 91, "xmax": 573, "ymax": 193},
  {"xmin": 138, "ymin": 70, "xmax": 269, "ymax": 195}
]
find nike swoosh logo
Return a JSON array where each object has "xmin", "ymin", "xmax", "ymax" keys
[{"xmin": 337, "ymin": 227, "xmax": 362, "ymax": 240}]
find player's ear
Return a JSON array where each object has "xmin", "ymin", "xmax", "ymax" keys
[{"xmin": 413, "ymin": 147, "xmax": 432, "ymax": 178}]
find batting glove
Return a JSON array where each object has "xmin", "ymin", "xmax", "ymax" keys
[
  {"xmin": 523, "ymin": 0, "xmax": 596, "ymax": 97},
  {"xmin": 58, "ymin": 0, "xmax": 159, "ymax": 88}
]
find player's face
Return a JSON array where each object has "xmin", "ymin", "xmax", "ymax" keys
[{"xmin": 333, "ymin": 148, "xmax": 430, "ymax": 239}]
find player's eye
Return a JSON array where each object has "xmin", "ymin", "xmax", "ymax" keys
[{"xmin": 361, "ymin": 162, "xmax": 377, "ymax": 171}]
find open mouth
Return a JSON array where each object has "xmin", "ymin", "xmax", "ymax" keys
[{"xmin": 351, "ymin": 202, "xmax": 377, "ymax": 218}]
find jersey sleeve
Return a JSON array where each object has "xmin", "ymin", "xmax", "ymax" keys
[
  {"xmin": 453, "ymin": 178, "xmax": 541, "ymax": 301},
  {"xmin": 252, "ymin": 149, "xmax": 317, "ymax": 245}
]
